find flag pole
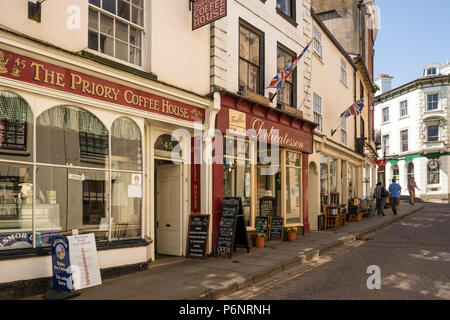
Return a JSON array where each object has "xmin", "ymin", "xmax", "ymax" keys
[{"xmin": 269, "ymin": 88, "xmax": 279, "ymax": 103}]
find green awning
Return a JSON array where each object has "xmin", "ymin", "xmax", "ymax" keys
[
  {"xmin": 386, "ymin": 159, "xmax": 398, "ymax": 165},
  {"xmin": 404, "ymin": 153, "xmax": 423, "ymax": 162}
]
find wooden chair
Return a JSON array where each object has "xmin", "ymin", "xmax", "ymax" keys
[{"xmin": 324, "ymin": 205, "xmax": 340, "ymax": 230}]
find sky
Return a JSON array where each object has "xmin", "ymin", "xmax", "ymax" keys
[{"xmin": 374, "ymin": 0, "xmax": 450, "ymax": 89}]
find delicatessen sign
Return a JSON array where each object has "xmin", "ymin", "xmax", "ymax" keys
[{"xmin": 0, "ymin": 48, "xmax": 205, "ymax": 123}]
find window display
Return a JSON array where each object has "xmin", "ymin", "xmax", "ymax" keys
[
  {"xmin": 0, "ymin": 92, "xmax": 144, "ymax": 250},
  {"xmin": 285, "ymin": 151, "xmax": 301, "ymax": 225}
]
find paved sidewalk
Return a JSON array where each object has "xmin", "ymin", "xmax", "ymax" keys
[{"xmin": 31, "ymin": 202, "xmax": 424, "ymax": 300}]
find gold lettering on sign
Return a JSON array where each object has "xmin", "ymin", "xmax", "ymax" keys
[
  {"xmin": 30, "ymin": 62, "xmax": 65, "ymax": 87},
  {"xmin": 70, "ymin": 73, "xmax": 119, "ymax": 101},
  {"xmin": 251, "ymin": 118, "xmax": 304, "ymax": 150}
]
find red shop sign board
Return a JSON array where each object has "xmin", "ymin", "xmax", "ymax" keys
[
  {"xmin": 376, "ymin": 160, "xmax": 386, "ymax": 167},
  {"xmin": 0, "ymin": 48, "xmax": 205, "ymax": 123},
  {"xmin": 192, "ymin": 0, "xmax": 227, "ymax": 30}
]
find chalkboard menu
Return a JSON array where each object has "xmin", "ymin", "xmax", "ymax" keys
[
  {"xmin": 255, "ymin": 216, "xmax": 269, "ymax": 239},
  {"xmin": 186, "ymin": 215, "xmax": 210, "ymax": 259},
  {"xmin": 215, "ymin": 213, "xmax": 236, "ymax": 257},
  {"xmin": 260, "ymin": 197, "xmax": 276, "ymax": 217},
  {"xmin": 221, "ymin": 197, "xmax": 241, "ymax": 215},
  {"xmin": 215, "ymin": 198, "xmax": 250, "ymax": 258},
  {"xmin": 269, "ymin": 217, "xmax": 283, "ymax": 240}
]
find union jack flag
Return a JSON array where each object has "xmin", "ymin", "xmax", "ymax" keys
[
  {"xmin": 267, "ymin": 40, "xmax": 313, "ymax": 89},
  {"xmin": 340, "ymin": 99, "xmax": 365, "ymax": 118}
]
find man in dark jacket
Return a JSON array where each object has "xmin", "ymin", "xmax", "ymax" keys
[{"xmin": 373, "ymin": 181, "xmax": 386, "ymax": 216}]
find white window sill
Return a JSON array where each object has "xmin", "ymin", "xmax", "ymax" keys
[
  {"xmin": 382, "ymin": 121, "xmax": 391, "ymax": 125},
  {"xmin": 399, "ymin": 115, "xmax": 409, "ymax": 120}
]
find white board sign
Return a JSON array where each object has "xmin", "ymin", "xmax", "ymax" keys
[{"xmin": 67, "ymin": 233, "xmax": 102, "ymax": 290}]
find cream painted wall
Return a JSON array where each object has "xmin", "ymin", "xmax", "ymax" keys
[
  {"xmin": 150, "ymin": 0, "xmax": 211, "ymax": 96},
  {"xmin": 211, "ymin": 0, "xmax": 313, "ymax": 112},
  {"xmin": 0, "ymin": 0, "xmax": 88, "ymax": 52},
  {"xmin": 311, "ymin": 21, "xmax": 355, "ymax": 148}
]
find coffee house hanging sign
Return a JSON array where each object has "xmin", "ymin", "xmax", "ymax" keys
[{"xmin": 191, "ymin": 0, "xmax": 227, "ymax": 30}]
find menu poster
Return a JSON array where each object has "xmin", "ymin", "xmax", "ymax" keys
[
  {"xmin": 255, "ymin": 216, "xmax": 269, "ymax": 239},
  {"xmin": 186, "ymin": 215, "xmax": 210, "ymax": 259},
  {"xmin": 67, "ymin": 234, "xmax": 102, "ymax": 290},
  {"xmin": 260, "ymin": 196, "xmax": 276, "ymax": 217},
  {"xmin": 269, "ymin": 217, "xmax": 283, "ymax": 240},
  {"xmin": 221, "ymin": 197, "xmax": 242, "ymax": 215},
  {"xmin": 215, "ymin": 213, "xmax": 237, "ymax": 258}
]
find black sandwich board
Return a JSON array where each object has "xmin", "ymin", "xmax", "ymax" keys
[
  {"xmin": 186, "ymin": 215, "xmax": 210, "ymax": 259},
  {"xmin": 269, "ymin": 217, "xmax": 284, "ymax": 240},
  {"xmin": 215, "ymin": 197, "xmax": 250, "ymax": 258}
]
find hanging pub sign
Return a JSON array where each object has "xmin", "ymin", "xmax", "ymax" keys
[
  {"xmin": 192, "ymin": 0, "xmax": 227, "ymax": 30},
  {"xmin": 376, "ymin": 160, "xmax": 386, "ymax": 167}
]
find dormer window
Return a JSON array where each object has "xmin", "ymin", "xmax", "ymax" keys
[
  {"xmin": 427, "ymin": 68, "xmax": 437, "ymax": 76},
  {"xmin": 424, "ymin": 63, "xmax": 440, "ymax": 76}
]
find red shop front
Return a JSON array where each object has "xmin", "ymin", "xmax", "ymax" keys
[{"xmin": 212, "ymin": 92, "xmax": 316, "ymax": 249}]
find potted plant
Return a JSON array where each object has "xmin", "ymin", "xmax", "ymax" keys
[
  {"xmin": 254, "ymin": 233, "xmax": 265, "ymax": 248},
  {"xmin": 286, "ymin": 227, "xmax": 298, "ymax": 241}
]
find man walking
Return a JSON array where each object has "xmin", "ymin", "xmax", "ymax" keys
[
  {"xmin": 388, "ymin": 178, "xmax": 402, "ymax": 216},
  {"xmin": 373, "ymin": 182, "xmax": 386, "ymax": 216},
  {"xmin": 407, "ymin": 177, "xmax": 420, "ymax": 205}
]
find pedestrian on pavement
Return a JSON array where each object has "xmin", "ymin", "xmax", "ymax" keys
[
  {"xmin": 407, "ymin": 177, "xmax": 420, "ymax": 206},
  {"xmin": 388, "ymin": 178, "xmax": 402, "ymax": 216},
  {"xmin": 373, "ymin": 181, "xmax": 386, "ymax": 216}
]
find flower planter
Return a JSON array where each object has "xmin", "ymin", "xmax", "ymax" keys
[
  {"xmin": 287, "ymin": 231, "xmax": 297, "ymax": 241},
  {"xmin": 254, "ymin": 236, "xmax": 265, "ymax": 248}
]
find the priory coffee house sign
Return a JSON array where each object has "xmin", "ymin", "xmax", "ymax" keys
[
  {"xmin": 0, "ymin": 48, "xmax": 205, "ymax": 123},
  {"xmin": 192, "ymin": 0, "xmax": 227, "ymax": 30}
]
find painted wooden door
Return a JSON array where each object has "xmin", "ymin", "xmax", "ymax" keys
[{"xmin": 156, "ymin": 164, "xmax": 182, "ymax": 256}]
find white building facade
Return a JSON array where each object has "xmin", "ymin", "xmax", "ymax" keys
[{"xmin": 374, "ymin": 63, "xmax": 450, "ymax": 203}]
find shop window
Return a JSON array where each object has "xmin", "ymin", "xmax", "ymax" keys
[
  {"xmin": 277, "ymin": 45, "xmax": 296, "ymax": 108},
  {"xmin": 88, "ymin": 0, "xmax": 144, "ymax": 66},
  {"xmin": 112, "ymin": 117, "xmax": 142, "ymax": 171},
  {"xmin": 111, "ymin": 118, "xmax": 142, "ymax": 240},
  {"xmin": 391, "ymin": 165, "xmax": 400, "ymax": 183},
  {"xmin": 0, "ymin": 91, "xmax": 33, "ymax": 162},
  {"xmin": 427, "ymin": 160, "xmax": 440, "ymax": 185},
  {"xmin": 0, "ymin": 163, "xmax": 34, "ymax": 250},
  {"xmin": 239, "ymin": 21, "xmax": 264, "ymax": 95},
  {"xmin": 285, "ymin": 151, "xmax": 301, "ymax": 225},
  {"xmin": 224, "ymin": 136, "xmax": 253, "ymax": 227},
  {"xmin": 320, "ymin": 154, "xmax": 328, "ymax": 212},
  {"xmin": 348, "ymin": 164, "xmax": 355, "ymax": 200},
  {"xmin": 407, "ymin": 162, "xmax": 414, "ymax": 182},
  {"xmin": 37, "ymin": 106, "xmax": 109, "ymax": 169},
  {"xmin": 330, "ymin": 158, "xmax": 338, "ymax": 193}
]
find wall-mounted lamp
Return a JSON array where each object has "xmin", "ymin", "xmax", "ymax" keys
[{"xmin": 28, "ymin": 0, "xmax": 47, "ymax": 23}]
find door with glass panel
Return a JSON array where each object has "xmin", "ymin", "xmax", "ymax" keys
[{"xmin": 156, "ymin": 162, "xmax": 182, "ymax": 256}]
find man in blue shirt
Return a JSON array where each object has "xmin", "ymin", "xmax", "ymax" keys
[{"xmin": 388, "ymin": 178, "xmax": 402, "ymax": 215}]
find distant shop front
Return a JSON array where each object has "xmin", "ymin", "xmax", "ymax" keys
[{"xmin": 212, "ymin": 92, "xmax": 316, "ymax": 247}]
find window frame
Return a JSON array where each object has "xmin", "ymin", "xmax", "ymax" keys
[
  {"xmin": 426, "ymin": 93, "xmax": 439, "ymax": 111},
  {"xmin": 400, "ymin": 100, "xmax": 408, "ymax": 118},
  {"xmin": 382, "ymin": 107, "xmax": 389, "ymax": 123},
  {"xmin": 312, "ymin": 25, "xmax": 323, "ymax": 60},
  {"xmin": 88, "ymin": 0, "xmax": 145, "ymax": 69},
  {"xmin": 238, "ymin": 19, "xmax": 265, "ymax": 95},
  {"xmin": 382, "ymin": 134, "xmax": 390, "ymax": 156},
  {"xmin": 340, "ymin": 57, "xmax": 348, "ymax": 86},
  {"xmin": 276, "ymin": 42, "xmax": 297, "ymax": 109},
  {"xmin": 427, "ymin": 125, "xmax": 439, "ymax": 142},
  {"xmin": 313, "ymin": 92, "xmax": 323, "ymax": 132},
  {"xmin": 276, "ymin": 0, "xmax": 297, "ymax": 23},
  {"xmin": 400, "ymin": 129, "xmax": 408, "ymax": 153},
  {"xmin": 427, "ymin": 160, "xmax": 440, "ymax": 185}
]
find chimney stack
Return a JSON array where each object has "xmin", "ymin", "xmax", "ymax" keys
[{"xmin": 374, "ymin": 74, "xmax": 393, "ymax": 96}]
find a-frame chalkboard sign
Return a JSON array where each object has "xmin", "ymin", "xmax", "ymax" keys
[{"xmin": 215, "ymin": 197, "xmax": 250, "ymax": 259}]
